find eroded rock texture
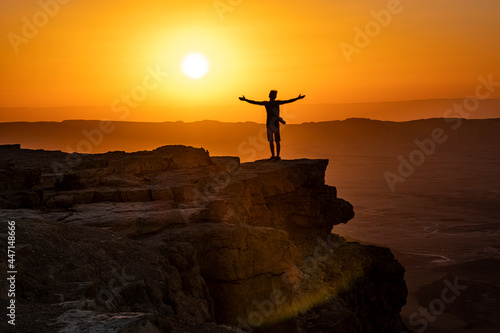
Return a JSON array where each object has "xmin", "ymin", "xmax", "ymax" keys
[{"xmin": 0, "ymin": 145, "xmax": 408, "ymax": 332}]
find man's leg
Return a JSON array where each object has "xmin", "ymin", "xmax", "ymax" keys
[
  {"xmin": 269, "ymin": 141, "xmax": 275, "ymax": 157},
  {"xmin": 275, "ymin": 131, "xmax": 281, "ymax": 158},
  {"xmin": 267, "ymin": 127, "xmax": 275, "ymax": 158}
]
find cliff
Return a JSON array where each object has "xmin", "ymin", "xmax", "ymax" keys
[{"xmin": 0, "ymin": 144, "xmax": 409, "ymax": 332}]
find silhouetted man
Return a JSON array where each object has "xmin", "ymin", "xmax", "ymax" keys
[{"xmin": 239, "ymin": 90, "xmax": 305, "ymax": 160}]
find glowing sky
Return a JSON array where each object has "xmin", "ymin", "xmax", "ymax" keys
[{"xmin": 1, "ymin": 0, "xmax": 499, "ymax": 121}]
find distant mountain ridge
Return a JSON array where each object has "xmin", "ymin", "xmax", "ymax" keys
[
  {"xmin": 1, "ymin": 98, "xmax": 500, "ymax": 123},
  {"xmin": 0, "ymin": 118, "xmax": 498, "ymax": 163}
]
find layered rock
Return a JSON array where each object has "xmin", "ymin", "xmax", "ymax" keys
[{"xmin": 0, "ymin": 144, "xmax": 408, "ymax": 332}]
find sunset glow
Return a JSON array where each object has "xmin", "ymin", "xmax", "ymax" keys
[{"xmin": 0, "ymin": 0, "xmax": 499, "ymax": 122}]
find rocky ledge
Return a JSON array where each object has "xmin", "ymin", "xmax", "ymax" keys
[{"xmin": 0, "ymin": 144, "xmax": 409, "ymax": 332}]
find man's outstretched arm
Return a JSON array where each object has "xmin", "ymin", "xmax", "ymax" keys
[
  {"xmin": 279, "ymin": 94, "xmax": 305, "ymax": 104},
  {"xmin": 239, "ymin": 95, "xmax": 266, "ymax": 105}
]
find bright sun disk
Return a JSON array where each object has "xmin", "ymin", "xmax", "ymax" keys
[{"xmin": 181, "ymin": 52, "xmax": 209, "ymax": 79}]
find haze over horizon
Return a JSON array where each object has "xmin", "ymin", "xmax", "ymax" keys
[{"xmin": 1, "ymin": 97, "xmax": 500, "ymax": 124}]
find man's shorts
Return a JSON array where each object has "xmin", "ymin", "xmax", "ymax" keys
[{"xmin": 267, "ymin": 126, "xmax": 280, "ymax": 142}]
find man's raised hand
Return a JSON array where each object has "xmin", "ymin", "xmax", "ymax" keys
[
  {"xmin": 298, "ymin": 94, "xmax": 305, "ymax": 99},
  {"xmin": 239, "ymin": 95, "xmax": 246, "ymax": 101}
]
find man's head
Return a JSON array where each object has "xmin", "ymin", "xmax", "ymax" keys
[{"xmin": 269, "ymin": 90, "xmax": 277, "ymax": 100}]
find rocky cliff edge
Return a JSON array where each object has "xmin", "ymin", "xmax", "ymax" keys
[{"xmin": 0, "ymin": 144, "xmax": 408, "ymax": 332}]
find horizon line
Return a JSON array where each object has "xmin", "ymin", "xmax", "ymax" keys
[{"xmin": 1, "ymin": 117, "xmax": 499, "ymax": 125}]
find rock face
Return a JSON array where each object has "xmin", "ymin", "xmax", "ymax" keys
[{"xmin": 0, "ymin": 145, "xmax": 409, "ymax": 332}]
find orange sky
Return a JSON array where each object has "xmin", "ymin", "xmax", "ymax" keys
[{"xmin": 1, "ymin": 0, "xmax": 500, "ymax": 122}]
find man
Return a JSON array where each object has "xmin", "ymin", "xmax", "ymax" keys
[{"xmin": 239, "ymin": 90, "xmax": 305, "ymax": 160}]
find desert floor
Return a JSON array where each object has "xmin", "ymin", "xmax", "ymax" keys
[{"xmin": 324, "ymin": 151, "xmax": 500, "ymax": 332}]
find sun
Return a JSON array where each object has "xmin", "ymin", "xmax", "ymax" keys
[{"xmin": 181, "ymin": 52, "xmax": 209, "ymax": 79}]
